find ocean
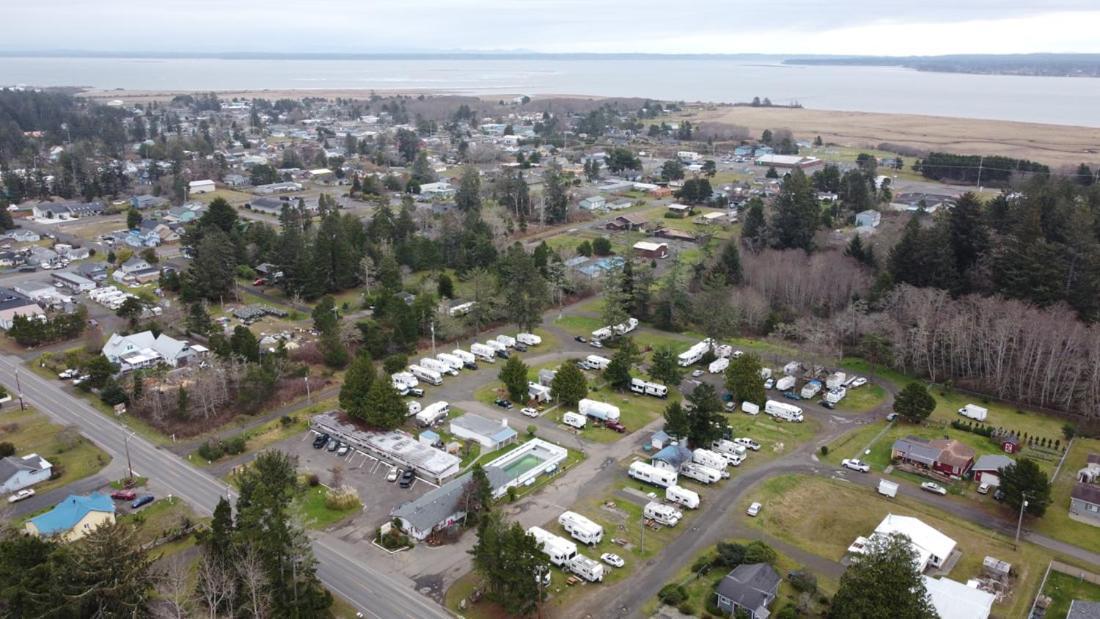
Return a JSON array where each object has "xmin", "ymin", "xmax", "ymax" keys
[{"xmin": 1, "ymin": 55, "xmax": 1097, "ymax": 127}]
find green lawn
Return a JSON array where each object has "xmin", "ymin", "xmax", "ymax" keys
[
  {"xmin": 120, "ymin": 495, "xmax": 201, "ymax": 549},
  {"xmin": 573, "ymin": 384, "xmax": 671, "ymax": 443},
  {"xmin": 293, "ymin": 485, "xmax": 361, "ymax": 530},
  {"xmin": 834, "ymin": 383, "xmax": 887, "ymax": 413},
  {"xmin": 0, "ymin": 407, "xmax": 111, "ymax": 493},
  {"xmin": 553, "ymin": 315, "xmax": 604, "ymax": 337},
  {"xmin": 191, "ymin": 412, "xmax": 313, "ymax": 466},
  {"xmin": 1040, "ymin": 569, "xmax": 1100, "ymax": 619},
  {"xmin": 724, "ymin": 413, "xmax": 822, "ymax": 467},
  {"xmin": 927, "ymin": 387, "xmax": 1067, "ymax": 447},
  {"xmin": 1035, "ymin": 438, "xmax": 1100, "ymax": 555}
]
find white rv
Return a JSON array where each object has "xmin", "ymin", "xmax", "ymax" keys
[
  {"xmin": 825, "ymin": 387, "xmax": 847, "ymax": 404},
  {"xmin": 416, "ymin": 401, "xmax": 450, "ymax": 426},
  {"xmin": 579, "ymin": 398, "xmax": 620, "ymax": 422},
  {"xmin": 765, "ymin": 400, "xmax": 804, "ymax": 422},
  {"xmin": 711, "ymin": 440, "xmax": 748, "ymax": 463},
  {"xmin": 563, "ymin": 411, "xmax": 587, "ymax": 429},
  {"xmin": 774, "ymin": 376, "xmax": 796, "ymax": 392},
  {"xmin": 643, "ymin": 501, "xmax": 682, "ymax": 527},
  {"xmin": 708, "ymin": 357, "xmax": 729, "ymax": 374},
  {"xmin": 566, "ymin": 554, "xmax": 605, "ymax": 583},
  {"xmin": 452, "ymin": 349, "xmax": 477, "ymax": 368},
  {"xmin": 613, "ymin": 317, "xmax": 639, "ymax": 335},
  {"xmin": 527, "ymin": 526, "xmax": 578, "ymax": 566},
  {"xmin": 628, "ymin": 461, "xmax": 678, "ymax": 488},
  {"xmin": 583, "ymin": 355, "xmax": 611, "ymax": 371},
  {"xmin": 741, "ymin": 401, "xmax": 760, "ymax": 415},
  {"xmin": 517, "ymin": 332, "xmax": 542, "ymax": 346},
  {"xmin": 558, "ymin": 511, "xmax": 604, "ymax": 546},
  {"xmin": 677, "ymin": 339, "xmax": 713, "ymax": 367},
  {"xmin": 665, "ymin": 485, "xmax": 700, "ymax": 509},
  {"xmin": 692, "ymin": 448, "xmax": 729, "ymax": 471},
  {"xmin": 800, "ymin": 380, "xmax": 822, "ymax": 399},
  {"xmin": 408, "ymin": 365, "xmax": 443, "ymax": 386},
  {"xmin": 629, "ymin": 378, "xmax": 668, "ymax": 398},
  {"xmin": 591, "ymin": 326, "xmax": 613, "ymax": 341},
  {"xmin": 959, "ymin": 404, "xmax": 988, "ymax": 421},
  {"xmin": 421, "ymin": 357, "xmax": 457, "ymax": 377},
  {"xmin": 679, "ymin": 462, "xmax": 722, "ymax": 484},
  {"xmin": 495, "ymin": 334, "xmax": 517, "ymax": 348},
  {"xmin": 484, "ymin": 339, "xmax": 507, "ymax": 352},
  {"xmin": 436, "ymin": 353, "xmax": 465, "ymax": 373},
  {"xmin": 406, "ymin": 401, "xmax": 422, "ymax": 417},
  {"xmin": 448, "ymin": 302, "xmax": 475, "ymax": 317},
  {"xmin": 391, "ymin": 371, "xmax": 418, "ymax": 388},
  {"xmin": 470, "ymin": 343, "xmax": 497, "ymax": 363},
  {"xmin": 782, "ymin": 361, "xmax": 801, "ymax": 376},
  {"xmin": 759, "ymin": 367, "xmax": 773, "ymax": 380},
  {"xmin": 715, "ymin": 343, "xmax": 733, "ymax": 358},
  {"xmin": 826, "ymin": 372, "xmax": 847, "ymax": 390}
]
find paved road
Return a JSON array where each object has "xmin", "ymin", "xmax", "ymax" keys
[{"xmin": 0, "ymin": 354, "xmax": 449, "ymax": 619}]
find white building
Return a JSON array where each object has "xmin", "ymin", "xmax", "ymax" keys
[
  {"xmin": 922, "ymin": 576, "xmax": 995, "ymax": 619},
  {"xmin": 101, "ymin": 331, "xmax": 205, "ymax": 371},
  {"xmin": 847, "ymin": 514, "xmax": 957, "ymax": 572},
  {"xmin": 0, "ymin": 453, "xmax": 52, "ymax": 494},
  {"xmin": 188, "ymin": 179, "xmax": 216, "ymax": 194},
  {"xmin": 449, "ymin": 414, "xmax": 517, "ymax": 450}
]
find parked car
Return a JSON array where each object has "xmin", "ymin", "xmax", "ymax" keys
[
  {"xmin": 7, "ymin": 488, "xmax": 35, "ymax": 503},
  {"xmin": 574, "ymin": 336, "xmax": 587, "ymax": 343},
  {"xmin": 521, "ymin": 407, "xmax": 540, "ymax": 418},
  {"xmin": 820, "ymin": 400, "xmax": 835, "ymax": 409},
  {"xmin": 781, "ymin": 391, "xmax": 801, "ymax": 401},
  {"xmin": 993, "ymin": 488, "xmax": 1006, "ymax": 502},
  {"xmin": 885, "ymin": 412, "xmax": 898, "ymax": 422},
  {"xmin": 131, "ymin": 495, "xmax": 155, "ymax": 509},
  {"xmin": 746, "ymin": 502, "xmax": 762, "ymax": 517},
  {"xmin": 514, "ymin": 343, "xmax": 528, "ymax": 352},
  {"xmin": 494, "ymin": 398, "xmax": 513, "ymax": 409},
  {"xmin": 734, "ymin": 438, "xmax": 761, "ymax": 451},
  {"xmin": 327, "ymin": 439, "xmax": 341, "ymax": 453},
  {"xmin": 691, "ymin": 369, "xmax": 705, "ymax": 378},
  {"xmin": 600, "ymin": 553, "xmax": 625, "ymax": 568},
  {"xmin": 252, "ymin": 278, "xmax": 267, "ymax": 286},
  {"xmin": 977, "ymin": 483, "xmax": 991, "ymax": 495},
  {"xmin": 921, "ymin": 482, "xmax": 947, "ymax": 496},
  {"xmin": 589, "ymin": 339, "xmax": 603, "ymax": 349},
  {"xmin": 850, "ymin": 377, "xmax": 868, "ymax": 388},
  {"xmin": 764, "ymin": 378, "xmax": 775, "ymax": 390},
  {"xmin": 407, "ymin": 388, "xmax": 424, "ymax": 398},
  {"xmin": 605, "ymin": 420, "xmax": 626, "ymax": 433},
  {"xmin": 386, "ymin": 467, "xmax": 399, "ymax": 482},
  {"xmin": 336, "ymin": 443, "xmax": 350, "ymax": 457},
  {"xmin": 312, "ymin": 433, "xmax": 330, "ymax": 449},
  {"xmin": 841, "ymin": 459, "xmax": 871, "ymax": 473},
  {"xmin": 110, "ymin": 489, "xmax": 137, "ymax": 501},
  {"xmin": 399, "ymin": 469, "xmax": 416, "ymax": 488}
]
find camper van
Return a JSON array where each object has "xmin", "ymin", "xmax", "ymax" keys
[
  {"xmin": 740, "ymin": 401, "xmax": 760, "ymax": 415},
  {"xmin": 665, "ymin": 485, "xmax": 700, "ymax": 509},
  {"xmin": 775, "ymin": 376, "xmax": 796, "ymax": 392},
  {"xmin": 693, "ymin": 448, "xmax": 729, "ymax": 471},
  {"xmin": 643, "ymin": 501, "xmax": 682, "ymax": 527},
  {"xmin": 558, "ymin": 511, "xmax": 604, "ymax": 546},
  {"xmin": 708, "ymin": 357, "xmax": 729, "ymax": 374},
  {"xmin": 416, "ymin": 401, "xmax": 450, "ymax": 426},
  {"xmin": 579, "ymin": 399, "xmax": 620, "ymax": 422},
  {"xmin": 628, "ymin": 461, "xmax": 678, "ymax": 488},
  {"xmin": 527, "ymin": 526, "xmax": 578, "ymax": 566},
  {"xmin": 711, "ymin": 439, "xmax": 748, "ymax": 463},
  {"xmin": 421, "ymin": 357, "xmax": 457, "ymax": 377},
  {"xmin": 677, "ymin": 339, "xmax": 713, "ymax": 367},
  {"xmin": 679, "ymin": 462, "xmax": 722, "ymax": 484},
  {"xmin": 765, "ymin": 400, "xmax": 804, "ymax": 422},
  {"xmin": 563, "ymin": 412, "xmax": 587, "ymax": 429},
  {"xmin": 566, "ymin": 554, "xmax": 605, "ymax": 583},
  {"xmin": 582, "ymin": 355, "xmax": 611, "ymax": 371},
  {"xmin": 470, "ymin": 343, "xmax": 497, "ymax": 363},
  {"xmin": 517, "ymin": 332, "xmax": 542, "ymax": 346},
  {"xmin": 451, "ymin": 349, "xmax": 478, "ymax": 369},
  {"xmin": 495, "ymin": 334, "xmax": 517, "ymax": 348},
  {"xmin": 408, "ymin": 365, "xmax": 443, "ymax": 386},
  {"xmin": 959, "ymin": 404, "xmax": 988, "ymax": 421},
  {"xmin": 613, "ymin": 317, "xmax": 639, "ymax": 335}
]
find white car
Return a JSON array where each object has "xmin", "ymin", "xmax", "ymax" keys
[
  {"xmin": 734, "ymin": 437, "xmax": 761, "ymax": 451},
  {"xmin": 600, "ymin": 553, "xmax": 625, "ymax": 568},
  {"xmin": 850, "ymin": 377, "xmax": 868, "ymax": 388},
  {"xmin": 921, "ymin": 482, "xmax": 947, "ymax": 496},
  {"xmin": 521, "ymin": 407, "xmax": 540, "ymax": 418},
  {"xmin": 746, "ymin": 502, "xmax": 762, "ymax": 517},
  {"xmin": 764, "ymin": 378, "xmax": 775, "ymax": 389},
  {"xmin": 589, "ymin": 339, "xmax": 604, "ymax": 348},
  {"xmin": 7, "ymin": 488, "xmax": 35, "ymax": 503},
  {"xmin": 691, "ymin": 369, "xmax": 705, "ymax": 378},
  {"xmin": 386, "ymin": 467, "xmax": 399, "ymax": 482},
  {"xmin": 841, "ymin": 459, "xmax": 871, "ymax": 473}
]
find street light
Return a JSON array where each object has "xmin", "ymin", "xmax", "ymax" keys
[{"xmin": 1015, "ymin": 493, "xmax": 1029, "ymax": 548}]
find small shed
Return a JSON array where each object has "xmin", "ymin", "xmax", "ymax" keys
[{"xmin": 1000, "ymin": 434, "xmax": 1021, "ymax": 454}]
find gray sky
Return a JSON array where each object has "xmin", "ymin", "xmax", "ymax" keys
[{"xmin": 6, "ymin": 1, "xmax": 1100, "ymax": 55}]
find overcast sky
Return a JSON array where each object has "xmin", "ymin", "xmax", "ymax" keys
[{"xmin": 6, "ymin": 1, "xmax": 1100, "ymax": 55}]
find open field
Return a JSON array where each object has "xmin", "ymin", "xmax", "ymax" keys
[
  {"xmin": 743, "ymin": 474, "xmax": 1069, "ymax": 619},
  {"xmin": 688, "ymin": 106, "xmax": 1100, "ymax": 169},
  {"xmin": 1035, "ymin": 438, "xmax": 1100, "ymax": 555},
  {"xmin": 0, "ymin": 406, "xmax": 111, "ymax": 493}
]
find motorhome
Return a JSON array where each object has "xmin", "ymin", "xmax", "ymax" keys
[
  {"xmin": 484, "ymin": 339, "xmax": 507, "ymax": 352},
  {"xmin": 558, "ymin": 511, "xmax": 604, "ymax": 546},
  {"xmin": 408, "ymin": 365, "xmax": 443, "ymax": 386},
  {"xmin": 800, "ymin": 379, "xmax": 822, "ymax": 399},
  {"xmin": 566, "ymin": 554, "xmax": 605, "ymax": 583},
  {"xmin": 421, "ymin": 357, "xmax": 457, "ymax": 377},
  {"xmin": 583, "ymin": 355, "xmax": 611, "ymax": 371},
  {"xmin": 495, "ymin": 334, "xmax": 517, "ymax": 348},
  {"xmin": 679, "ymin": 462, "xmax": 722, "ymax": 484},
  {"xmin": 628, "ymin": 461, "xmax": 678, "ymax": 488},
  {"xmin": 775, "ymin": 376, "xmax": 796, "ymax": 392},
  {"xmin": 783, "ymin": 361, "xmax": 801, "ymax": 376},
  {"xmin": 677, "ymin": 339, "xmax": 713, "ymax": 366},
  {"xmin": 629, "ymin": 378, "xmax": 668, "ymax": 398},
  {"xmin": 765, "ymin": 399, "xmax": 804, "ymax": 422},
  {"xmin": 470, "ymin": 343, "xmax": 497, "ymax": 363},
  {"xmin": 825, "ymin": 387, "xmax": 847, "ymax": 404},
  {"xmin": 708, "ymin": 357, "xmax": 729, "ymax": 374},
  {"xmin": 563, "ymin": 411, "xmax": 587, "ymax": 429},
  {"xmin": 665, "ymin": 485, "xmax": 700, "ymax": 509},
  {"xmin": 448, "ymin": 302, "xmax": 475, "ymax": 317},
  {"xmin": 612, "ymin": 317, "xmax": 639, "ymax": 335},
  {"xmin": 415, "ymin": 401, "xmax": 450, "ymax": 426},
  {"xmin": 826, "ymin": 372, "xmax": 847, "ymax": 390},
  {"xmin": 517, "ymin": 332, "xmax": 542, "ymax": 346},
  {"xmin": 711, "ymin": 439, "xmax": 748, "ymax": 462},
  {"xmin": 692, "ymin": 448, "xmax": 729, "ymax": 471},
  {"xmin": 579, "ymin": 398, "xmax": 620, "ymax": 422},
  {"xmin": 406, "ymin": 401, "xmax": 422, "ymax": 417},
  {"xmin": 644, "ymin": 501, "xmax": 682, "ymax": 526},
  {"xmin": 591, "ymin": 326, "xmax": 613, "ymax": 341},
  {"xmin": 436, "ymin": 353, "xmax": 465, "ymax": 373},
  {"xmin": 391, "ymin": 372, "xmax": 418, "ymax": 388},
  {"xmin": 452, "ymin": 349, "xmax": 478, "ymax": 369},
  {"xmin": 527, "ymin": 526, "xmax": 578, "ymax": 566},
  {"xmin": 715, "ymin": 344, "xmax": 733, "ymax": 358},
  {"xmin": 741, "ymin": 401, "xmax": 760, "ymax": 415}
]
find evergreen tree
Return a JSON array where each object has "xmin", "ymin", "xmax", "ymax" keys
[
  {"xmin": 947, "ymin": 192, "xmax": 989, "ymax": 277},
  {"xmin": 893, "ymin": 382, "xmax": 935, "ymax": 423},
  {"xmin": 710, "ymin": 240, "xmax": 743, "ymax": 286},
  {"xmin": 685, "ymin": 383, "xmax": 727, "ymax": 448},
  {"xmin": 499, "ymin": 356, "xmax": 530, "ymax": 403},
  {"xmin": 663, "ymin": 400, "xmax": 689, "ymax": 439},
  {"xmin": 888, "ymin": 217, "xmax": 959, "ymax": 290},
  {"xmin": 340, "ymin": 350, "xmax": 376, "ymax": 416},
  {"xmin": 230, "ymin": 325, "xmax": 260, "ymax": 362},
  {"xmin": 498, "ymin": 245, "xmax": 549, "ymax": 331},
  {"xmin": 725, "ymin": 353, "xmax": 766, "ymax": 405},
  {"xmin": 126, "ymin": 206, "xmax": 142, "ymax": 230},
  {"xmin": 999, "ymin": 458, "xmax": 1052, "ymax": 517},
  {"xmin": 543, "ymin": 162, "xmax": 570, "ymax": 224},
  {"xmin": 437, "ymin": 273, "xmax": 455, "ymax": 299},
  {"xmin": 830, "ymin": 533, "xmax": 936, "ymax": 619},
  {"xmin": 604, "ymin": 344, "xmax": 635, "ymax": 392},
  {"xmin": 362, "ymin": 379, "xmax": 407, "ymax": 429},
  {"xmin": 741, "ymin": 198, "xmax": 767, "ymax": 252},
  {"xmin": 186, "ymin": 302, "xmax": 214, "ymax": 335},
  {"xmin": 770, "ymin": 168, "xmax": 820, "ymax": 251},
  {"xmin": 183, "ymin": 227, "xmax": 238, "ymax": 302},
  {"xmin": 68, "ymin": 522, "xmax": 158, "ymax": 617},
  {"xmin": 550, "ymin": 363, "xmax": 588, "ymax": 407},
  {"xmin": 845, "ymin": 233, "xmax": 876, "ymax": 267},
  {"xmin": 649, "ymin": 345, "xmax": 684, "ymax": 386},
  {"xmin": 470, "ymin": 512, "xmax": 546, "ymax": 616}
]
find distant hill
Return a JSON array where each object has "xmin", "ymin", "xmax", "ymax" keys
[{"xmin": 784, "ymin": 53, "xmax": 1100, "ymax": 77}]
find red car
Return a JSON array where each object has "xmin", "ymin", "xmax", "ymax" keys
[
  {"xmin": 605, "ymin": 420, "xmax": 627, "ymax": 433},
  {"xmin": 110, "ymin": 489, "xmax": 137, "ymax": 501},
  {"xmin": 252, "ymin": 278, "xmax": 267, "ymax": 286}
]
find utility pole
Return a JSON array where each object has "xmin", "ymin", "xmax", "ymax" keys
[
  {"xmin": 14, "ymin": 369, "xmax": 24, "ymax": 411},
  {"xmin": 639, "ymin": 513, "xmax": 645, "ymax": 554},
  {"xmin": 1014, "ymin": 493, "xmax": 1029, "ymax": 549},
  {"xmin": 304, "ymin": 375, "xmax": 311, "ymax": 404},
  {"xmin": 124, "ymin": 431, "xmax": 136, "ymax": 481},
  {"xmin": 976, "ymin": 155, "xmax": 985, "ymax": 192},
  {"xmin": 430, "ymin": 320, "xmax": 436, "ymax": 355}
]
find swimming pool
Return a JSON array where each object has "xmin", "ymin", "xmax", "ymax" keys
[{"xmin": 485, "ymin": 438, "xmax": 568, "ymax": 497}]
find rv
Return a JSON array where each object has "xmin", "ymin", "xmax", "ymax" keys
[
  {"xmin": 566, "ymin": 554, "xmax": 605, "ymax": 583},
  {"xmin": 783, "ymin": 361, "xmax": 801, "ymax": 376},
  {"xmin": 558, "ymin": 511, "xmax": 604, "ymax": 546},
  {"xmin": 495, "ymin": 334, "xmax": 517, "ymax": 348},
  {"xmin": 591, "ymin": 326, "xmax": 613, "ymax": 341},
  {"xmin": 484, "ymin": 339, "xmax": 507, "ymax": 353},
  {"xmin": 959, "ymin": 404, "xmax": 988, "ymax": 421},
  {"xmin": 613, "ymin": 317, "xmax": 639, "ymax": 335},
  {"xmin": 470, "ymin": 343, "xmax": 497, "ymax": 363},
  {"xmin": 643, "ymin": 501, "xmax": 682, "ymax": 527},
  {"xmin": 826, "ymin": 372, "xmax": 847, "ymax": 390},
  {"xmin": 764, "ymin": 400, "xmax": 804, "ymax": 422},
  {"xmin": 693, "ymin": 448, "xmax": 729, "ymax": 471},
  {"xmin": 714, "ymin": 343, "xmax": 733, "ymax": 358},
  {"xmin": 436, "ymin": 353, "xmax": 465, "ymax": 373},
  {"xmin": 679, "ymin": 462, "xmax": 722, "ymax": 484},
  {"xmin": 579, "ymin": 398, "xmax": 620, "ymax": 422},
  {"xmin": 628, "ymin": 461, "xmax": 678, "ymax": 488},
  {"xmin": 448, "ymin": 302, "xmax": 475, "ymax": 317},
  {"xmin": 825, "ymin": 387, "xmax": 847, "ymax": 404},
  {"xmin": 582, "ymin": 355, "xmax": 611, "ymax": 371},
  {"xmin": 421, "ymin": 357, "xmax": 458, "ymax": 377},
  {"xmin": 708, "ymin": 357, "xmax": 729, "ymax": 374},
  {"xmin": 527, "ymin": 526, "xmax": 578, "ymax": 566},
  {"xmin": 406, "ymin": 401, "xmax": 422, "ymax": 417},
  {"xmin": 800, "ymin": 379, "xmax": 822, "ymax": 399},
  {"xmin": 452, "ymin": 349, "xmax": 478, "ymax": 369},
  {"xmin": 665, "ymin": 485, "xmax": 700, "ymax": 509},
  {"xmin": 677, "ymin": 339, "xmax": 713, "ymax": 367},
  {"xmin": 629, "ymin": 378, "xmax": 669, "ymax": 398},
  {"xmin": 741, "ymin": 401, "xmax": 760, "ymax": 415},
  {"xmin": 775, "ymin": 376, "xmax": 796, "ymax": 392},
  {"xmin": 563, "ymin": 412, "xmax": 587, "ymax": 429},
  {"xmin": 759, "ymin": 367, "xmax": 773, "ymax": 380},
  {"xmin": 711, "ymin": 440, "xmax": 748, "ymax": 462},
  {"xmin": 391, "ymin": 372, "xmax": 419, "ymax": 388},
  {"xmin": 408, "ymin": 365, "xmax": 443, "ymax": 386},
  {"xmin": 517, "ymin": 332, "xmax": 542, "ymax": 346},
  {"xmin": 416, "ymin": 401, "xmax": 450, "ymax": 426}
]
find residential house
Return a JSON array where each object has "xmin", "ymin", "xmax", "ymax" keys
[
  {"xmin": 922, "ymin": 576, "xmax": 995, "ymax": 619},
  {"xmin": 847, "ymin": 514, "xmax": 957, "ymax": 572},
  {"xmin": 606, "ymin": 213, "xmax": 648, "ymax": 231},
  {"xmin": 890, "ymin": 192, "xmax": 956, "ymax": 214},
  {"xmin": 1070, "ymin": 483, "xmax": 1100, "ymax": 527},
  {"xmin": 33, "ymin": 202, "xmax": 73, "ymax": 220},
  {"xmin": 252, "ymin": 181, "xmax": 303, "ymax": 195},
  {"xmin": 579, "ymin": 196, "xmax": 607, "ymax": 211},
  {"xmin": 667, "ymin": 203, "xmax": 693, "ymax": 218},
  {"xmin": 27, "ymin": 247, "xmax": 59, "ymax": 268},
  {"xmin": 77, "ymin": 263, "xmax": 108, "ymax": 282},
  {"xmin": 891, "ymin": 436, "xmax": 975, "ymax": 478},
  {"xmin": 124, "ymin": 229, "xmax": 160, "ymax": 248},
  {"xmin": 0, "ymin": 453, "xmax": 53, "ymax": 494},
  {"xmin": 930, "ymin": 438, "xmax": 976, "ymax": 477},
  {"xmin": 102, "ymin": 331, "xmax": 204, "ymax": 371},
  {"xmin": 164, "ymin": 203, "xmax": 206, "ymax": 224},
  {"xmin": 223, "ymin": 173, "xmax": 249, "ymax": 187},
  {"xmin": 25, "ymin": 493, "xmax": 116, "ymax": 542},
  {"xmin": 754, "ymin": 154, "xmax": 822, "ymax": 170},
  {"xmin": 1077, "ymin": 454, "xmax": 1100, "ymax": 483},
  {"xmin": 55, "ymin": 244, "xmax": 91, "ymax": 261},
  {"xmin": 64, "ymin": 202, "xmax": 105, "ymax": 218},
  {"xmin": 7, "ymin": 229, "xmax": 40, "ymax": 243},
  {"xmin": 248, "ymin": 197, "xmax": 288, "ymax": 216},
  {"xmin": 649, "ymin": 430, "xmax": 672, "ymax": 451},
  {"xmin": 392, "ymin": 466, "xmax": 510, "ymax": 541},
  {"xmin": 116, "ymin": 256, "xmax": 160, "ymax": 283},
  {"xmin": 655, "ymin": 227, "xmax": 698, "ymax": 243},
  {"xmin": 651, "ymin": 444, "xmax": 693, "ymax": 473},
  {"xmin": 449, "ymin": 415, "xmax": 517, "ymax": 450},
  {"xmin": 972, "ymin": 454, "xmax": 1014, "ymax": 487},
  {"xmin": 633, "ymin": 241, "xmax": 669, "ymax": 260},
  {"xmin": 714, "ymin": 563, "xmax": 780, "ymax": 618},
  {"xmin": 607, "ymin": 199, "xmax": 633, "ymax": 211},
  {"xmin": 188, "ymin": 179, "xmax": 216, "ymax": 194},
  {"xmin": 855, "ymin": 210, "xmax": 882, "ymax": 228},
  {"xmin": 418, "ymin": 182, "xmax": 456, "ymax": 201},
  {"xmin": 130, "ymin": 195, "xmax": 168, "ymax": 210},
  {"xmin": 0, "ymin": 287, "xmax": 45, "ymax": 330},
  {"xmin": 1068, "ymin": 600, "xmax": 1100, "ymax": 619}
]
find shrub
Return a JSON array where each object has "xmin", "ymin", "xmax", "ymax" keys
[
  {"xmin": 658, "ymin": 584, "xmax": 688, "ymax": 606},
  {"xmin": 306, "ymin": 473, "xmax": 320, "ymax": 487},
  {"xmin": 507, "ymin": 487, "xmax": 518, "ymax": 503},
  {"xmin": 526, "ymin": 424, "xmax": 537, "ymax": 437},
  {"xmin": 325, "ymin": 486, "xmax": 360, "ymax": 511},
  {"xmin": 223, "ymin": 436, "xmax": 247, "ymax": 455},
  {"xmin": 383, "ymin": 354, "xmax": 409, "ymax": 375},
  {"xmin": 788, "ymin": 569, "xmax": 817, "ymax": 593},
  {"xmin": 677, "ymin": 602, "xmax": 695, "ymax": 616},
  {"xmin": 196, "ymin": 441, "xmax": 224, "ymax": 462},
  {"xmin": 280, "ymin": 415, "xmax": 296, "ymax": 427},
  {"xmin": 819, "ymin": 445, "xmax": 828, "ymax": 456},
  {"xmin": 0, "ymin": 441, "xmax": 14, "ymax": 458}
]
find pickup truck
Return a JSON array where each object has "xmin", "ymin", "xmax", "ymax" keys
[{"xmin": 841, "ymin": 459, "xmax": 871, "ymax": 473}]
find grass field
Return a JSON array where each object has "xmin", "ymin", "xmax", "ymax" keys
[
  {"xmin": 724, "ymin": 413, "xmax": 822, "ymax": 467},
  {"xmin": 190, "ymin": 412, "xmax": 313, "ymax": 466},
  {"xmin": 0, "ymin": 407, "xmax": 111, "ymax": 493},
  {"xmin": 1034, "ymin": 437, "xmax": 1100, "ymax": 555},
  {"xmin": 1039, "ymin": 569, "xmax": 1100, "ymax": 619},
  {"xmin": 834, "ymin": 383, "xmax": 887, "ymax": 413},
  {"xmin": 293, "ymin": 484, "xmax": 361, "ymax": 530},
  {"xmin": 121, "ymin": 495, "xmax": 201, "ymax": 548},
  {"xmin": 743, "ymin": 474, "xmax": 1065, "ymax": 619}
]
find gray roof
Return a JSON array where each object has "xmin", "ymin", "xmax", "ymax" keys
[
  {"xmin": 450, "ymin": 414, "xmax": 516, "ymax": 443},
  {"xmin": 652, "ymin": 444, "xmax": 693, "ymax": 468},
  {"xmin": 1072, "ymin": 483, "xmax": 1100, "ymax": 506},
  {"xmin": 892, "ymin": 436, "xmax": 941, "ymax": 467},
  {"xmin": 973, "ymin": 454, "xmax": 1014, "ymax": 473},
  {"xmin": 715, "ymin": 563, "xmax": 780, "ymax": 614},
  {"xmin": 0, "ymin": 287, "xmax": 35, "ymax": 311},
  {"xmin": 0, "ymin": 453, "xmax": 50, "ymax": 481},
  {"xmin": 1068, "ymin": 600, "xmax": 1100, "ymax": 619},
  {"xmin": 392, "ymin": 466, "xmax": 510, "ymax": 532}
]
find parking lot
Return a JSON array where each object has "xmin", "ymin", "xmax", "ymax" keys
[{"xmin": 287, "ymin": 429, "xmax": 434, "ymax": 530}]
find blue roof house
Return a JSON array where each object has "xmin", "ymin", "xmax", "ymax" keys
[{"xmin": 26, "ymin": 493, "xmax": 116, "ymax": 541}]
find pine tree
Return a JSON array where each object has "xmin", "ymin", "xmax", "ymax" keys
[
  {"xmin": 725, "ymin": 353, "xmax": 765, "ymax": 405},
  {"xmin": 831, "ymin": 533, "xmax": 936, "ymax": 619},
  {"xmin": 893, "ymin": 383, "xmax": 935, "ymax": 423},
  {"xmin": 649, "ymin": 345, "xmax": 684, "ymax": 386},
  {"xmin": 550, "ymin": 363, "xmax": 588, "ymax": 407},
  {"xmin": 499, "ymin": 356, "xmax": 530, "ymax": 403},
  {"xmin": 340, "ymin": 350, "xmax": 376, "ymax": 417},
  {"xmin": 685, "ymin": 383, "xmax": 727, "ymax": 448},
  {"xmin": 740, "ymin": 198, "xmax": 767, "ymax": 252},
  {"xmin": 999, "ymin": 458, "xmax": 1052, "ymax": 516},
  {"xmin": 663, "ymin": 401, "xmax": 689, "ymax": 439},
  {"xmin": 710, "ymin": 240, "xmax": 743, "ymax": 286},
  {"xmin": 68, "ymin": 522, "xmax": 158, "ymax": 617},
  {"xmin": 770, "ymin": 168, "xmax": 819, "ymax": 251},
  {"xmin": 363, "ymin": 380, "xmax": 407, "ymax": 430}
]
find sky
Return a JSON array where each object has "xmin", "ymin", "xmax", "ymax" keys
[{"xmin": 6, "ymin": 1, "xmax": 1100, "ymax": 56}]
